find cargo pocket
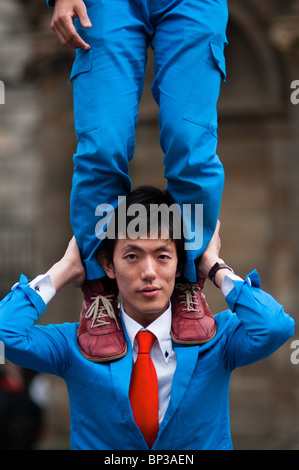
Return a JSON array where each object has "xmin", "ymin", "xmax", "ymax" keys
[
  {"xmin": 69, "ymin": 48, "xmax": 98, "ymax": 135},
  {"xmin": 183, "ymin": 42, "xmax": 226, "ymax": 137}
]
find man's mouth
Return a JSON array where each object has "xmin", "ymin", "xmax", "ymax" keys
[{"xmin": 139, "ymin": 286, "xmax": 160, "ymax": 297}]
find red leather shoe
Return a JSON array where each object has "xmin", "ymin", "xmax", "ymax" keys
[
  {"xmin": 77, "ymin": 278, "xmax": 127, "ymax": 362},
  {"xmin": 171, "ymin": 280, "xmax": 216, "ymax": 344}
]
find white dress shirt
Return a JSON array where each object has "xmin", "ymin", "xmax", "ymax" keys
[{"xmin": 121, "ymin": 302, "xmax": 176, "ymax": 424}]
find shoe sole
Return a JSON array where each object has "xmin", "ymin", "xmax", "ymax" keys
[
  {"xmin": 77, "ymin": 341, "xmax": 128, "ymax": 363},
  {"xmin": 170, "ymin": 326, "xmax": 217, "ymax": 345}
]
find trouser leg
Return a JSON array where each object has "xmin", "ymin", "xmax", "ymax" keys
[
  {"xmin": 151, "ymin": 0, "xmax": 228, "ymax": 281},
  {"xmin": 69, "ymin": 0, "xmax": 151, "ymax": 279}
]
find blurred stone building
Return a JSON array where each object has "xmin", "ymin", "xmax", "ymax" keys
[{"xmin": 0, "ymin": 0, "xmax": 298, "ymax": 449}]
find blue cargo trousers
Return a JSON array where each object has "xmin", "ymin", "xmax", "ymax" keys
[{"xmin": 67, "ymin": 0, "xmax": 228, "ymax": 281}]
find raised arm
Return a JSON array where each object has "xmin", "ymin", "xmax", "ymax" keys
[
  {"xmin": 197, "ymin": 221, "xmax": 295, "ymax": 369},
  {"xmin": 0, "ymin": 238, "xmax": 85, "ymax": 375}
]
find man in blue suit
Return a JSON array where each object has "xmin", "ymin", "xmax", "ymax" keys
[
  {"xmin": 47, "ymin": 0, "xmax": 229, "ymax": 361},
  {"xmin": 0, "ymin": 186, "xmax": 294, "ymax": 450}
]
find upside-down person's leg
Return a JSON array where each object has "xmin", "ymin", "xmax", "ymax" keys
[
  {"xmin": 69, "ymin": 0, "xmax": 152, "ymax": 360},
  {"xmin": 151, "ymin": 0, "xmax": 228, "ymax": 343}
]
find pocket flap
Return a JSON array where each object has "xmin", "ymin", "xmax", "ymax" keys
[
  {"xmin": 69, "ymin": 48, "xmax": 93, "ymax": 83},
  {"xmin": 210, "ymin": 42, "xmax": 226, "ymax": 81}
]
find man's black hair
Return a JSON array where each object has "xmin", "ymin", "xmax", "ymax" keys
[{"xmin": 98, "ymin": 185, "xmax": 185, "ymax": 267}]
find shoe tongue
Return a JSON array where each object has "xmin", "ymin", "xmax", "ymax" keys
[
  {"xmin": 197, "ymin": 277, "xmax": 205, "ymax": 290},
  {"xmin": 81, "ymin": 280, "xmax": 105, "ymax": 299},
  {"xmin": 81, "ymin": 278, "xmax": 118, "ymax": 298}
]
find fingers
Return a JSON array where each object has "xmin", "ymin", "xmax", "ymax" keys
[
  {"xmin": 195, "ymin": 220, "xmax": 223, "ymax": 279},
  {"xmin": 51, "ymin": 0, "xmax": 92, "ymax": 50},
  {"xmin": 206, "ymin": 220, "xmax": 221, "ymax": 252},
  {"xmin": 75, "ymin": 1, "xmax": 92, "ymax": 29},
  {"xmin": 213, "ymin": 220, "xmax": 221, "ymax": 239},
  {"xmin": 64, "ymin": 237, "xmax": 86, "ymax": 287}
]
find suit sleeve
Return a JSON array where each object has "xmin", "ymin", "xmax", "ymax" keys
[
  {"xmin": 223, "ymin": 270, "xmax": 295, "ymax": 371},
  {"xmin": 0, "ymin": 275, "xmax": 72, "ymax": 377}
]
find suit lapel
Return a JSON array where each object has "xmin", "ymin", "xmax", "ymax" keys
[
  {"xmin": 109, "ymin": 334, "xmax": 132, "ymax": 419},
  {"xmin": 110, "ymin": 323, "xmax": 200, "ymax": 448},
  {"xmin": 109, "ymin": 327, "xmax": 149, "ymax": 448},
  {"xmin": 156, "ymin": 343, "xmax": 199, "ymax": 436}
]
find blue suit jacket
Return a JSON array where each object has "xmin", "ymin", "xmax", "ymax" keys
[{"xmin": 0, "ymin": 271, "xmax": 294, "ymax": 449}]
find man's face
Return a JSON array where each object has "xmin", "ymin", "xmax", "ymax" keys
[{"xmin": 101, "ymin": 237, "xmax": 181, "ymax": 327}]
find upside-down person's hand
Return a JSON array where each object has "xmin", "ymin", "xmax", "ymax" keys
[{"xmin": 51, "ymin": 0, "xmax": 92, "ymax": 50}]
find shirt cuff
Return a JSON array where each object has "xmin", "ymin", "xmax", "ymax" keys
[
  {"xmin": 221, "ymin": 272, "xmax": 243, "ymax": 297},
  {"xmin": 29, "ymin": 274, "xmax": 56, "ymax": 305}
]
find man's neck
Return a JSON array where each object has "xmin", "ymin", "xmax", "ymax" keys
[{"xmin": 120, "ymin": 302, "xmax": 172, "ymax": 354}]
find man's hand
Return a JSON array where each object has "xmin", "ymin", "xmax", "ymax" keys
[
  {"xmin": 197, "ymin": 220, "xmax": 223, "ymax": 279},
  {"xmin": 51, "ymin": 0, "xmax": 92, "ymax": 50},
  {"xmin": 46, "ymin": 236, "xmax": 86, "ymax": 292},
  {"xmin": 197, "ymin": 220, "xmax": 234, "ymax": 288}
]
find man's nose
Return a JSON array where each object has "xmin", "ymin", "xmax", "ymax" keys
[{"xmin": 141, "ymin": 257, "xmax": 156, "ymax": 281}]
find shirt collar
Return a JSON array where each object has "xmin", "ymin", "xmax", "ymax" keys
[{"xmin": 120, "ymin": 302, "xmax": 173, "ymax": 364}]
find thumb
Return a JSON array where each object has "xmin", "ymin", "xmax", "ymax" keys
[{"xmin": 75, "ymin": 1, "xmax": 92, "ymax": 28}]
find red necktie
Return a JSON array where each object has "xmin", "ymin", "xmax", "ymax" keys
[{"xmin": 129, "ymin": 331, "xmax": 159, "ymax": 448}]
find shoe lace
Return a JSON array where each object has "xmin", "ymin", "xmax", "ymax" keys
[
  {"xmin": 175, "ymin": 283, "xmax": 202, "ymax": 313},
  {"xmin": 85, "ymin": 294, "xmax": 121, "ymax": 330}
]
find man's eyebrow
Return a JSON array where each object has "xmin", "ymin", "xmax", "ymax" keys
[
  {"xmin": 120, "ymin": 243, "xmax": 143, "ymax": 254},
  {"xmin": 120, "ymin": 242, "xmax": 174, "ymax": 254},
  {"xmin": 154, "ymin": 244, "xmax": 174, "ymax": 253}
]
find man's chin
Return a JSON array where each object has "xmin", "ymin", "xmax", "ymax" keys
[{"xmin": 137, "ymin": 299, "xmax": 169, "ymax": 317}]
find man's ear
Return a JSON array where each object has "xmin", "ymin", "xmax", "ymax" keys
[{"xmin": 98, "ymin": 252, "xmax": 116, "ymax": 279}]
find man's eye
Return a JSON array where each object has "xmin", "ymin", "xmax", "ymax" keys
[
  {"xmin": 125, "ymin": 254, "xmax": 138, "ymax": 260},
  {"xmin": 159, "ymin": 254, "xmax": 171, "ymax": 260}
]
